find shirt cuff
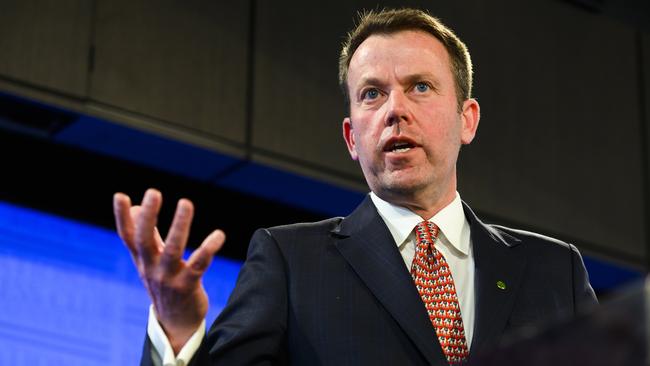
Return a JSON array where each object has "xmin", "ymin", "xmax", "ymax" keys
[{"xmin": 147, "ymin": 305, "xmax": 206, "ymax": 366}]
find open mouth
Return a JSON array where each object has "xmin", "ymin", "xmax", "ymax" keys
[
  {"xmin": 390, "ymin": 142, "xmax": 413, "ymax": 153},
  {"xmin": 384, "ymin": 138, "xmax": 417, "ymax": 153}
]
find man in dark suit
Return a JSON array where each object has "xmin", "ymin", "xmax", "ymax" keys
[{"xmin": 113, "ymin": 8, "xmax": 597, "ymax": 365}]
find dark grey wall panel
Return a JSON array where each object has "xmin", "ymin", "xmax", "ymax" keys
[
  {"xmin": 251, "ymin": 1, "xmax": 359, "ymax": 182},
  {"xmin": 0, "ymin": 0, "xmax": 92, "ymax": 97},
  {"xmin": 90, "ymin": 0, "xmax": 250, "ymax": 145},
  {"xmin": 452, "ymin": 1, "xmax": 645, "ymax": 261}
]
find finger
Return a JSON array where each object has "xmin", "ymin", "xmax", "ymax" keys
[
  {"xmin": 132, "ymin": 206, "xmax": 163, "ymax": 246},
  {"xmin": 134, "ymin": 188, "xmax": 163, "ymax": 265},
  {"xmin": 153, "ymin": 226, "xmax": 165, "ymax": 253},
  {"xmin": 160, "ymin": 198, "xmax": 194, "ymax": 272},
  {"xmin": 113, "ymin": 193, "xmax": 136, "ymax": 255},
  {"xmin": 130, "ymin": 205, "xmax": 142, "ymax": 225},
  {"xmin": 136, "ymin": 208, "xmax": 164, "ymax": 254},
  {"xmin": 129, "ymin": 205, "xmax": 146, "ymax": 255},
  {"xmin": 184, "ymin": 229, "xmax": 225, "ymax": 282}
]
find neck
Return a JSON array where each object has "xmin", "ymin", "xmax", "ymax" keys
[{"xmin": 375, "ymin": 185, "xmax": 457, "ymax": 220}]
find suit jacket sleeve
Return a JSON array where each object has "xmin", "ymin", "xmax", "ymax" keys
[
  {"xmin": 140, "ymin": 334, "xmax": 162, "ymax": 366},
  {"xmin": 192, "ymin": 228, "xmax": 289, "ymax": 365}
]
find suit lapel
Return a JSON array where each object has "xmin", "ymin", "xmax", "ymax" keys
[
  {"xmin": 463, "ymin": 203, "xmax": 527, "ymax": 356},
  {"xmin": 333, "ymin": 196, "xmax": 446, "ymax": 365}
]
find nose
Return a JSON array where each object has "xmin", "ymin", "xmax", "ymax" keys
[{"xmin": 385, "ymin": 90, "xmax": 411, "ymax": 126}]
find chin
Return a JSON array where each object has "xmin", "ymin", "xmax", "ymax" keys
[{"xmin": 379, "ymin": 177, "xmax": 429, "ymax": 196}]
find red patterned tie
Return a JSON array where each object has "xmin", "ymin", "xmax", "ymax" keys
[{"xmin": 411, "ymin": 221, "xmax": 469, "ymax": 364}]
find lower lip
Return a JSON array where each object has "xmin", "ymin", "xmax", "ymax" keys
[{"xmin": 384, "ymin": 147, "xmax": 418, "ymax": 159}]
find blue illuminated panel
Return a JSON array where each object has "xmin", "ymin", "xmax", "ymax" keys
[{"xmin": 0, "ymin": 201, "xmax": 241, "ymax": 364}]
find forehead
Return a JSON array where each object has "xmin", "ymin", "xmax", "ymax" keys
[{"xmin": 347, "ymin": 30, "xmax": 452, "ymax": 84}]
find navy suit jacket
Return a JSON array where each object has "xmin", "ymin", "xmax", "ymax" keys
[{"xmin": 142, "ymin": 196, "xmax": 597, "ymax": 365}]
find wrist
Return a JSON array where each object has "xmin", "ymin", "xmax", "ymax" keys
[
  {"xmin": 148, "ymin": 307, "xmax": 206, "ymax": 363},
  {"xmin": 152, "ymin": 306, "xmax": 204, "ymax": 354},
  {"xmin": 162, "ymin": 323, "xmax": 201, "ymax": 354}
]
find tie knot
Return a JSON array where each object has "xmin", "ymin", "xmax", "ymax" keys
[{"xmin": 415, "ymin": 221, "xmax": 439, "ymax": 249}]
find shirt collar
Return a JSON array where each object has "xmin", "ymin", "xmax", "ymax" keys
[{"xmin": 369, "ymin": 191, "xmax": 470, "ymax": 255}]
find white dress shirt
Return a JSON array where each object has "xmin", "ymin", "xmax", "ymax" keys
[
  {"xmin": 369, "ymin": 191, "xmax": 475, "ymax": 348},
  {"xmin": 148, "ymin": 191, "xmax": 475, "ymax": 364},
  {"xmin": 148, "ymin": 305, "xmax": 205, "ymax": 366}
]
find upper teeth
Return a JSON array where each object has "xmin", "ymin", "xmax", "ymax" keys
[{"xmin": 392, "ymin": 143, "xmax": 411, "ymax": 152}]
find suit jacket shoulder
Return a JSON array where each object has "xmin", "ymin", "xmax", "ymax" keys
[
  {"xmin": 264, "ymin": 217, "xmax": 344, "ymax": 248},
  {"xmin": 483, "ymin": 222, "xmax": 596, "ymax": 312},
  {"xmin": 463, "ymin": 203, "xmax": 598, "ymax": 356}
]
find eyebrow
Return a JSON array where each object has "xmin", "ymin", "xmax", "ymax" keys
[
  {"xmin": 400, "ymin": 73, "xmax": 441, "ymax": 90},
  {"xmin": 356, "ymin": 73, "xmax": 441, "ymax": 91},
  {"xmin": 355, "ymin": 76, "xmax": 388, "ymax": 90}
]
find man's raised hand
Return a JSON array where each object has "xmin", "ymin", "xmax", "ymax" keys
[{"xmin": 113, "ymin": 188, "xmax": 225, "ymax": 353}]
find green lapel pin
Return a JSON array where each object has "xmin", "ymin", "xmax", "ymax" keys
[{"xmin": 496, "ymin": 280, "xmax": 507, "ymax": 290}]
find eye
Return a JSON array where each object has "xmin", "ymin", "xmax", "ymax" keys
[
  {"xmin": 362, "ymin": 88, "xmax": 380, "ymax": 100},
  {"xmin": 415, "ymin": 82, "xmax": 430, "ymax": 93}
]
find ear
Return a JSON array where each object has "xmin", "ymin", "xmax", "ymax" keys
[
  {"xmin": 342, "ymin": 117, "xmax": 358, "ymax": 160},
  {"xmin": 460, "ymin": 98, "xmax": 480, "ymax": 145}
]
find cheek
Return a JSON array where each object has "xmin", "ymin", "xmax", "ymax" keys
[
  {"xmin": 420, "ymin": 120, "xmax": 462, "ymax": 156},
  {"xmin": 353, "ymin": 125, "xmax": 383, "ymax": 155},
  {"xmin": 357, "ymin": 133, "xmax": 379, "ymax": 160},
  {"xmin": 378, "ymin": 128, "xmax": 393, "ymax": 144}
]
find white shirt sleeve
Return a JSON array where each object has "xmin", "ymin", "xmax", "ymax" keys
[{"xmin": 147, "ymin": 305, "xmax": 206, "ymax": 366}]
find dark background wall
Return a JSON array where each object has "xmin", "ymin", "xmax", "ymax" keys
[{"xmin": 0, "ymin": 0, "xmax": 648, "ymax": 286}]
